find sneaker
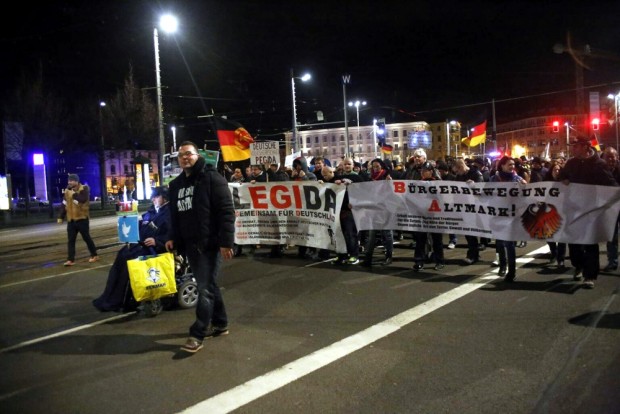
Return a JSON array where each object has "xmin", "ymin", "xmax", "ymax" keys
[
  {"xmin": 498, "ymin": 267, "xmax": 507, "ymax": 276},
  {"xmin": 206, "ymin": 325, "xmax": 229, "ymax": 338},
  {"xmin": 413, "ymin": 263, "xmax": 424, "ymax": 271},
  {"xmin": 88, "ymin": 256, "xmax": 99, "ymax": 263},
  {"xmin": 63, "ymin": 260, "xmax": 75, "ymax": 266},
  {"xmin": 583, "ymin": 280, "xmax": 595, "ymax": 289},
  {"xmin": 478, "ymin": 244, "xmax": 487, "ymax": 251},
  {"xmin": 381, "ymin": 256, "xmax": 393, "ymax": 266},
  {"xmin": 181, "ymin": 337, "xmax": 204, "ymax": 353},
  {"xmin": 463, "ymin": 258, "xmax": 477, "ymax": 265},
  {"xmin": 447, "ymin": 242, "xmax": 456, "ymax": 250},
  {"xmin": 603, "ymin": 262, "xmax": 618, "ymax": 271},
  {"xmin": 573, "ymin": 267, "xmax": 583, "ymax": 281},
  {"xmin": 434, "ymin": 263, "xmax": 445, "ymax": 270},
  {"xmin": 347, "ymin": 256, "xmax": 360, "ymax": 265}
]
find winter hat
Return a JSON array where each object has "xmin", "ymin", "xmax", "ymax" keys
[{"xmin": 68, "ymin": 173, "xmax": 79, "ymax": 182}]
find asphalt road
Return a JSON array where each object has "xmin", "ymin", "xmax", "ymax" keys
[{"xmin": 0, "ymin": 216, "xmax": 619, "ymax": 414}]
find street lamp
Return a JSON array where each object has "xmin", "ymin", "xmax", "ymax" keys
[
  {"xmin": 153, "ymin": 14, "xmax": 178, "ymax": 186},
  {"xmin": 348, "ymin": 100, "xmax": 366, "ymax": 157},
  {"xmin": 99, "ymin": 101, "xmax": 106, "ymax": 209},
  {"xmin": 446, "ymin": 120, "xmax": 459, "ymax": 158},
  {"xmin": 608, "ymin": 92, "xmax": 620, "ymax": 150},
  {"xmin": 171, "ymin": 125, "xmax": 177, "ymax": 152},
  {"xmin": 291, "ymin": 69, "xmax": 311, "ymax": 153}
]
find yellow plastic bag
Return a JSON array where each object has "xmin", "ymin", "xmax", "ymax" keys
[{"xmin": 127, "ymin": 252, "xmax": 177, "ymax": 302}]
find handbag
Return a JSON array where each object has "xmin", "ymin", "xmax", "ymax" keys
[{"xmin": 126, "ymin": 252, "xmax": 177, "ymax": 302}]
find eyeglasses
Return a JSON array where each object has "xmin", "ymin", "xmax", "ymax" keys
[{"xmin": 178, "ymin": 151, "xmax": 197, "ymax": 158}]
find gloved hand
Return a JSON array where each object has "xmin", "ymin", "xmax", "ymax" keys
[{"xmin": 57, "ymin": 218, "xmax": 63, "ymax": 224}]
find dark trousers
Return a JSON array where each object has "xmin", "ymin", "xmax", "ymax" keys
[
  {"xmin": 414, "ymin": 232, "xmax": 444, "ymax": 264},
  {"xmin": 93, "ymin": 244, "xmax": 144, "ymax": 311},
  {"xmin": 340, "ymin": 210, "xmax": 359, "ymax": 258},
  {"xmin": 465, "ymin": 235, "xmax": 479, "ymax": 260},
  {"xmin": 496, "ymin": 240, "xmax": 516, "ymax": 273},
  {"xmin": 186, "ymin": 246, "xmax": 228, "ymax": 341},
  {"xmin": 364, "ymin": 230, "xmax": 394, "ymax": 262},
  {"xmin": 547, "ymin": 242, "xmax": 567, "ymax": 262},
  {"xmin": 67, "ymin": 219, "xmax": 97, "ymax": 261},
  {"xmin": 606, "ymin": 214, "xmax": 619, "ymax": 264},
  {"xmin": 569, "ymin": 244, "xmax": 600, "ymax": 280}
]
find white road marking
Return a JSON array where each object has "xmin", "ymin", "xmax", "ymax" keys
[
  {"xmin": 0, "ymin": 312, "xmax": 135, "ymax": 354},
  {"xmin": 0, "ymin": 264, "xmax": 111, "ymax": 289},
  {"xmin": 178, "ymin": 245, "xmax": 550, "ymax": 414}
]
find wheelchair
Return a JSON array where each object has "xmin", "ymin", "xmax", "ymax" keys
[{"xmin": 129, "ymin": 255, "xmax": 199, "ymax": 317}]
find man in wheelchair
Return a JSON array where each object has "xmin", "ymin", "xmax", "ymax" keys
[{"xmin": 93, "ymin": 187, "xmax": 171, "ymax": 312}]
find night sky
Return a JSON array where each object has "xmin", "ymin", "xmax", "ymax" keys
[{"xmin": 2, "ymin": 0, "xmax": 620, "ymax": 140}]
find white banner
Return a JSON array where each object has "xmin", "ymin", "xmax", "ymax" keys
[
  {"xmin": 348, "ymin": 181, "xmax": 620, "ymax": 244},
  {"xmin": 229, "ymin": 182, "xmax": 347, "ymax": 252}
]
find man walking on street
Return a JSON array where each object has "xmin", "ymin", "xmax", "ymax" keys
[
  {"xmin": 559, "ymin": 136, "xmax": 618, "ymax": 288},
  {"xmin": 57, "ymin": 173, "xmax": 98, "ymax": 266},
  {"xmin": 166, "ymin": 141, "xmax": 236, "ymax": 353}
]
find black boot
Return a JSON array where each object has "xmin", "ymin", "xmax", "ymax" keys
[{"xmin": 498, "ymin": 266, "xmax": 507, "ymax": 276}]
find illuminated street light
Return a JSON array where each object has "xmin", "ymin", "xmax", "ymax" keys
[
  {"xmin": 348, "ymin": 100, "xmax": 366, "ymax": 156},
  {"xmin": 154, "ymin": 13, "xmax": 178, "ymax": 185},
  {"xmin": 291, "ymin": 70, "xmax": 311, "ymax": 153},
  {"xmin": 99, "ymin": 101, "xmax": 106, "ymax": 209},
  {"xmin": 171, "ymin": 125, "xmax": 177, "ymax": 152}
]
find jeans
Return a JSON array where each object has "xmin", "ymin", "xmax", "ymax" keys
[
  {"xmin": 496, "ymin": 240, "xmax": 516, "ymax": 273},
  {"xmin": 67, "ymin": 219, "xmax": 97, "ymax": 261},
  {"xmin": 340, "ymin": 210, "xmax": 359, "ymax": 258},
  {"xmin": 364, "ymin": 230, "xmax": 394, "ymax": 262},
  {"xmin": 186, "ymin": 246, "xmax": 228, "ymax": 341}
]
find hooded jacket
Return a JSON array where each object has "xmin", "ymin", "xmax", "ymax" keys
[
  {"xmin": 291, "ymin": 157, "xmax": 317, "ymax": 181},
  {"xmin": 168, "ymin": 156, "xmax": 236, "ymax": 253}
]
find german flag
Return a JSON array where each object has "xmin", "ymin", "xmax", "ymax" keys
[
  {"xmin": 213, "ymin": 117, "xmax": 254, "ymax": 162},
  {"xmin": 462, "ymin": 121, "xmax": 487, "ymax": 147},
  {"xmin": 381, "ymin": 144, "xmax": 393, "ymax": 154},
  {"xmin": 590, "ymin": 134, "xmax": 601, "ymax": 151}
]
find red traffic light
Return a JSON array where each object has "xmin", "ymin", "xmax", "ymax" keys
[
  {"xmin": 552, "ymin": 120, "xmax": 560, "ymax": 133},
  {"xmin": 591, "ymin": 118, "xmax": 600, "ymax": 131}
]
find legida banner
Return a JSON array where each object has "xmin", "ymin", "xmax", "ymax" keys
[
  {"xmin": 229, "ymin": 182, "xmax": 347, "ymax": 252},
  {"xmin": 348, "ymin": 180, "xmax": 620, "ymax": 244}
]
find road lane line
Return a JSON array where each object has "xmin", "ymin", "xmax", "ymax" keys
[
  {"xmin": 0, "ymin": 264, "xmax": 111, "ymax": 289},
  {"xmin": 181, "ymin": 244, "xmax": 550, "ymax": 414},
  {"xmin": 0, "ymin": 312, "xmax": 135, "ymax": 354}
]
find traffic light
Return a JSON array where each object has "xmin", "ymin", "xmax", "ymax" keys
[
  {"xmin": 591, "ymin": 118, "xmax": 600, "ymax": 131},
  {"xmin": 552, "ymin": 120, "xmax": 560, "ymax": 133}
]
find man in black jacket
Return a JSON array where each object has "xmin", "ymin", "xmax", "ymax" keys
[
  {"xmin": 559, "ymin": 136, "xmax": 618, "ymax": 288},
  {"xmin": 166, "ymin": 141, "xmax": 236, "ymax": 353}
]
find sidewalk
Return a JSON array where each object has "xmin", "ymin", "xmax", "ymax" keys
[{"xmin": 0, "ymin": 201, "xmax": 150, "ymax": 229}]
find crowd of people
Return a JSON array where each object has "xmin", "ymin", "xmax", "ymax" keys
[
  {"xmin": 78, "ymin": 136, "xmax": 617, "ymax": 353},
  {"xmin": 221, "ymin": 136, "xmax": 619, "ymax": 289}
]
